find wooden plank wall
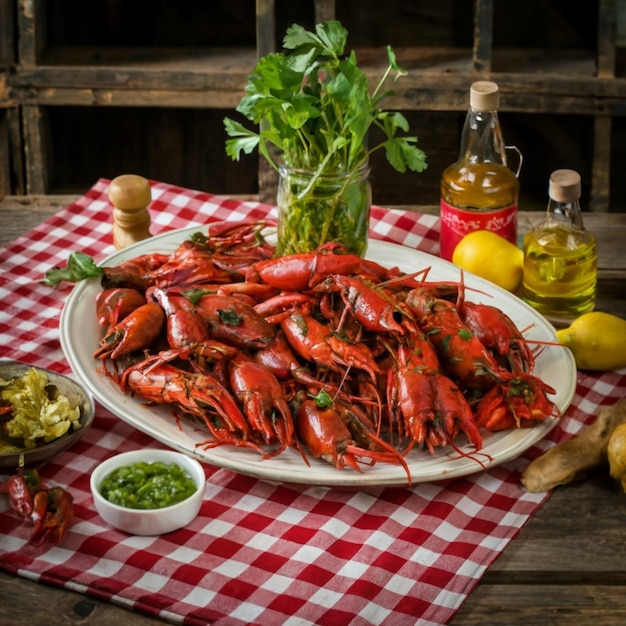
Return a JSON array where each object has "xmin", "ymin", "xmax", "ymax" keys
[{"xmin": 1, "ymin": 0, "xmax": 624, "ymax": 213}]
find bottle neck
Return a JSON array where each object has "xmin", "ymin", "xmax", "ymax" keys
[
  {"xmin": 547, "ymin": 198, "xmax": 585, "ymax": 229},
  {"xmin": 458, "ymin": 108, "xmax": 507, "ymax": 165}
]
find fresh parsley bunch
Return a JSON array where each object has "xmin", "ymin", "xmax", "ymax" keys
[{"xmin": 224, "ymin": 20, "xmax": 427, "ymax": 176}]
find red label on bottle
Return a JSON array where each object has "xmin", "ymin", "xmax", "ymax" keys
[{"xmin": 439, "ymin": 200, "xmax": 518, "ymax": 261}]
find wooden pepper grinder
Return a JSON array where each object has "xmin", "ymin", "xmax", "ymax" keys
[{"xmin": 109, "ymin": 174, "xmax": 153, "ymax": 249}]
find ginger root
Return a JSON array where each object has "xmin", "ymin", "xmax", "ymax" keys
[
  {"xmin": 521, "ymin": 398, "xmax": 626, "ymax": 493},
  {"xmin": 608, "ymin": 422, "xmax": 626, "ymax": 492}
]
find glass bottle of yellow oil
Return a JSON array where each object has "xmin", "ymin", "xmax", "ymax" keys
[
  {"xmin": 522, "ymin": 169, "xmax": 597, "ymax": 319},
  {"xmin": 440, "ymin": 81, "xmax": 521, "ymax": 261}
]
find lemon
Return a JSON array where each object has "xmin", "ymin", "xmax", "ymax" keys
[
  {"xmin": 608, "ymin": 422, "xmax": 626, "ymax": 492},
  {"xmin": 556, "ymin": 311, "xmax": 626, "ymax": 371},
  {"xmin": 451, "ymin": 230, "xmax": 523, "ymax": 292}
]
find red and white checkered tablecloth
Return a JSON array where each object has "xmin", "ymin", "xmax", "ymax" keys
[{"xmin": 1, "ymin": 179, "xmax": 625, "ymax": 625}]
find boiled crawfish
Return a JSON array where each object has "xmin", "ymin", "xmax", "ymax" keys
[
  {"xmin": 120, "ymin": 356, "xmax": 267, "ymax": 456},
  {"xmin": 228, "ymin": 353, "xmax": 299, "ymax": 458},
  {"xmin": 405, "ymin": 287, "xmax": 559, "ymax": 430},
  {"xmin": 388, "ymin": 333, "xmax": 483, "ymax": 454},
  {"xmin": 296, "ymin": 397, "xmax": 410, "ymax": 482},
  {"xmin": 68, "ymin": 220, "xmax": 562, "ymax": 483},
  {"xmin": 0, "ymin": 462, "xmax": 73, "ymax": 546},
  {"xmin": 96, "ymin": 287, "xmax": 146, "ymax": 329},
  {"xmin": 93, "ymin": 301, "xmax": 165, "ymax": 360}
]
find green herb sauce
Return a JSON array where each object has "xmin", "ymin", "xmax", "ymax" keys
[{"xmin": 99, "ymin": 461, "xmax": 197, "ymax": 510}]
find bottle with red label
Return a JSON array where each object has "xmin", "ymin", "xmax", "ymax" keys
[{"xmin": 440, "ymin": 80, "xmax": 522, "ymax": 261}]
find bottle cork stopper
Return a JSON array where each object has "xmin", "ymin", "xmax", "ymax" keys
[
  {"xmin": 549, "ymin": 169, "xmax": 581, "ymax": 203},
  {"xmin": 470, "ymin": 81, "xmax": 500, "ymax": 111},
  {"xmin": 109, "ymin": 174, "xmax": 152, "ymax": 249}
]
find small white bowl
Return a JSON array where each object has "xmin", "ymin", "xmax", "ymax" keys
[{"xmin": 90, "ymin": 449, "xmax": 205, "ymax": 535}]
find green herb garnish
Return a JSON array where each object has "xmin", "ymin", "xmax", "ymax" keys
[
  {"xmin": 313, "ymin": 389, "xmax": 334, "ymax": 409},
  {"xmin": 43, "ymin": 252, "xmax": 103, "ymax": 287},
  {"xmin": 217, "ymin": 308, "xmax": 243, "ymax": 326},
  {"xmin": 458, "ymin": 328, "xmax": 474, "ymax": 341},
  {"xmin": 225, "ymin": 20, "xmax": 427, "ymax": 174},
  {"xmin": 224, "ymin": 20, "xmax": 427, "ymax": 255}
]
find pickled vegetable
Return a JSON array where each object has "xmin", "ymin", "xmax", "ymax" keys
[{"xmin": 1, "ymin": 368, "xmax": 81, "ymax": 451}]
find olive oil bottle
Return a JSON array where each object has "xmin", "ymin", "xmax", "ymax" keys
[
  {"xmin": 522, "ymin": 169, "xmax": 597, "ymax": 319},
  {"xmin": 440, "ymin": 81, "xmax": 521, "ymax": 261}
]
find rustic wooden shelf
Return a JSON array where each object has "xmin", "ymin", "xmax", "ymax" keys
[{"xmin": 1, "ymin": 0, "xmax": 624, "ymax": 214}]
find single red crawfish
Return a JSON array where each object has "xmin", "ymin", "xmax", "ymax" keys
[
  {"xmin": 250, "ymin": 242, "xmax": 363, "ymax": 291},
  {"xmin": 120, "ymin": 356, "xmax": 267, "ymax": 455},
  {"xmin": 313, "ymin": 274, "xmax": 407, "ymax": 335},
  {"xmin": 228, "ymin": 354, "xmax": 303, "ymax": 459},
  {"xmin": 296, "ymin": 398, "xmax": 412, "ymax": 485},
  {"xmin": 475, "ymin": 376, "xmax": 559, "ymax": 431},
  {"xmin": 193, "ymin": 293, "xmax": 275, "ymax": 350},
  {"xmin": 460, "ymin": 301, "xmax": 536, "ymax": 374},
  {"xmin": 148, "ymin": 240, "xmax": 237, "ymax": 289},
  {"xmin": 148, "ymin": 287, "xmax": 239, "ymax": 363},
  {"xmin": 280, "ymin": 309, "xmax": 380, "ymax": 386},
  {"xmin": 101, "ymin": 253, "xmax": 171, "ymax": 291},
  {"xmin": 0, "ymin": 466, "xmax": 73, "ymax": 546}
]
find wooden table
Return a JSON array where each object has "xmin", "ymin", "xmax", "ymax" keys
[{"xmin": 1, "ymin": 196, "xmax": 625, "ymax": 626}]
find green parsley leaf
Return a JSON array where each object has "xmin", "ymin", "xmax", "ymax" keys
[
  {"xmin": 43, "ymin": 252, "xmax": 103, "ymax": 287},
  {"xmin": 313, "ymin": 389, "xmax": 334, "ymax": 409},
  {"xmin": 224, "ymin": 20, "xmax": 427, "ymax": 177},
  {"xmin": 224, "ymin": 119, "xmax": 260, "ymax": 161},
  {"xmin": 217, "ymin": 308, "xmax": 243, "ymax": 326}
]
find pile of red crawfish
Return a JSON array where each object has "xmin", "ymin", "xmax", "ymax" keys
[{"xmin": 85, "ymin": 220, "xmax": 558, "ymax": 485}]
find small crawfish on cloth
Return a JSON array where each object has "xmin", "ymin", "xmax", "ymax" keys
[{"xmin": 0, "ymin": 459, "xmax": 73, "ymax": 546}]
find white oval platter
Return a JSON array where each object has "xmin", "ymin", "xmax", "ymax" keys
[{"xmin": 60, "ymin": 226, "xmax": 577, "ymax": 487}]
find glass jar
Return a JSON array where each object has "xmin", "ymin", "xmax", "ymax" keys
[{"xmin": 275, "ymin": 163, "xmax": 372, "ymax": 257}]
